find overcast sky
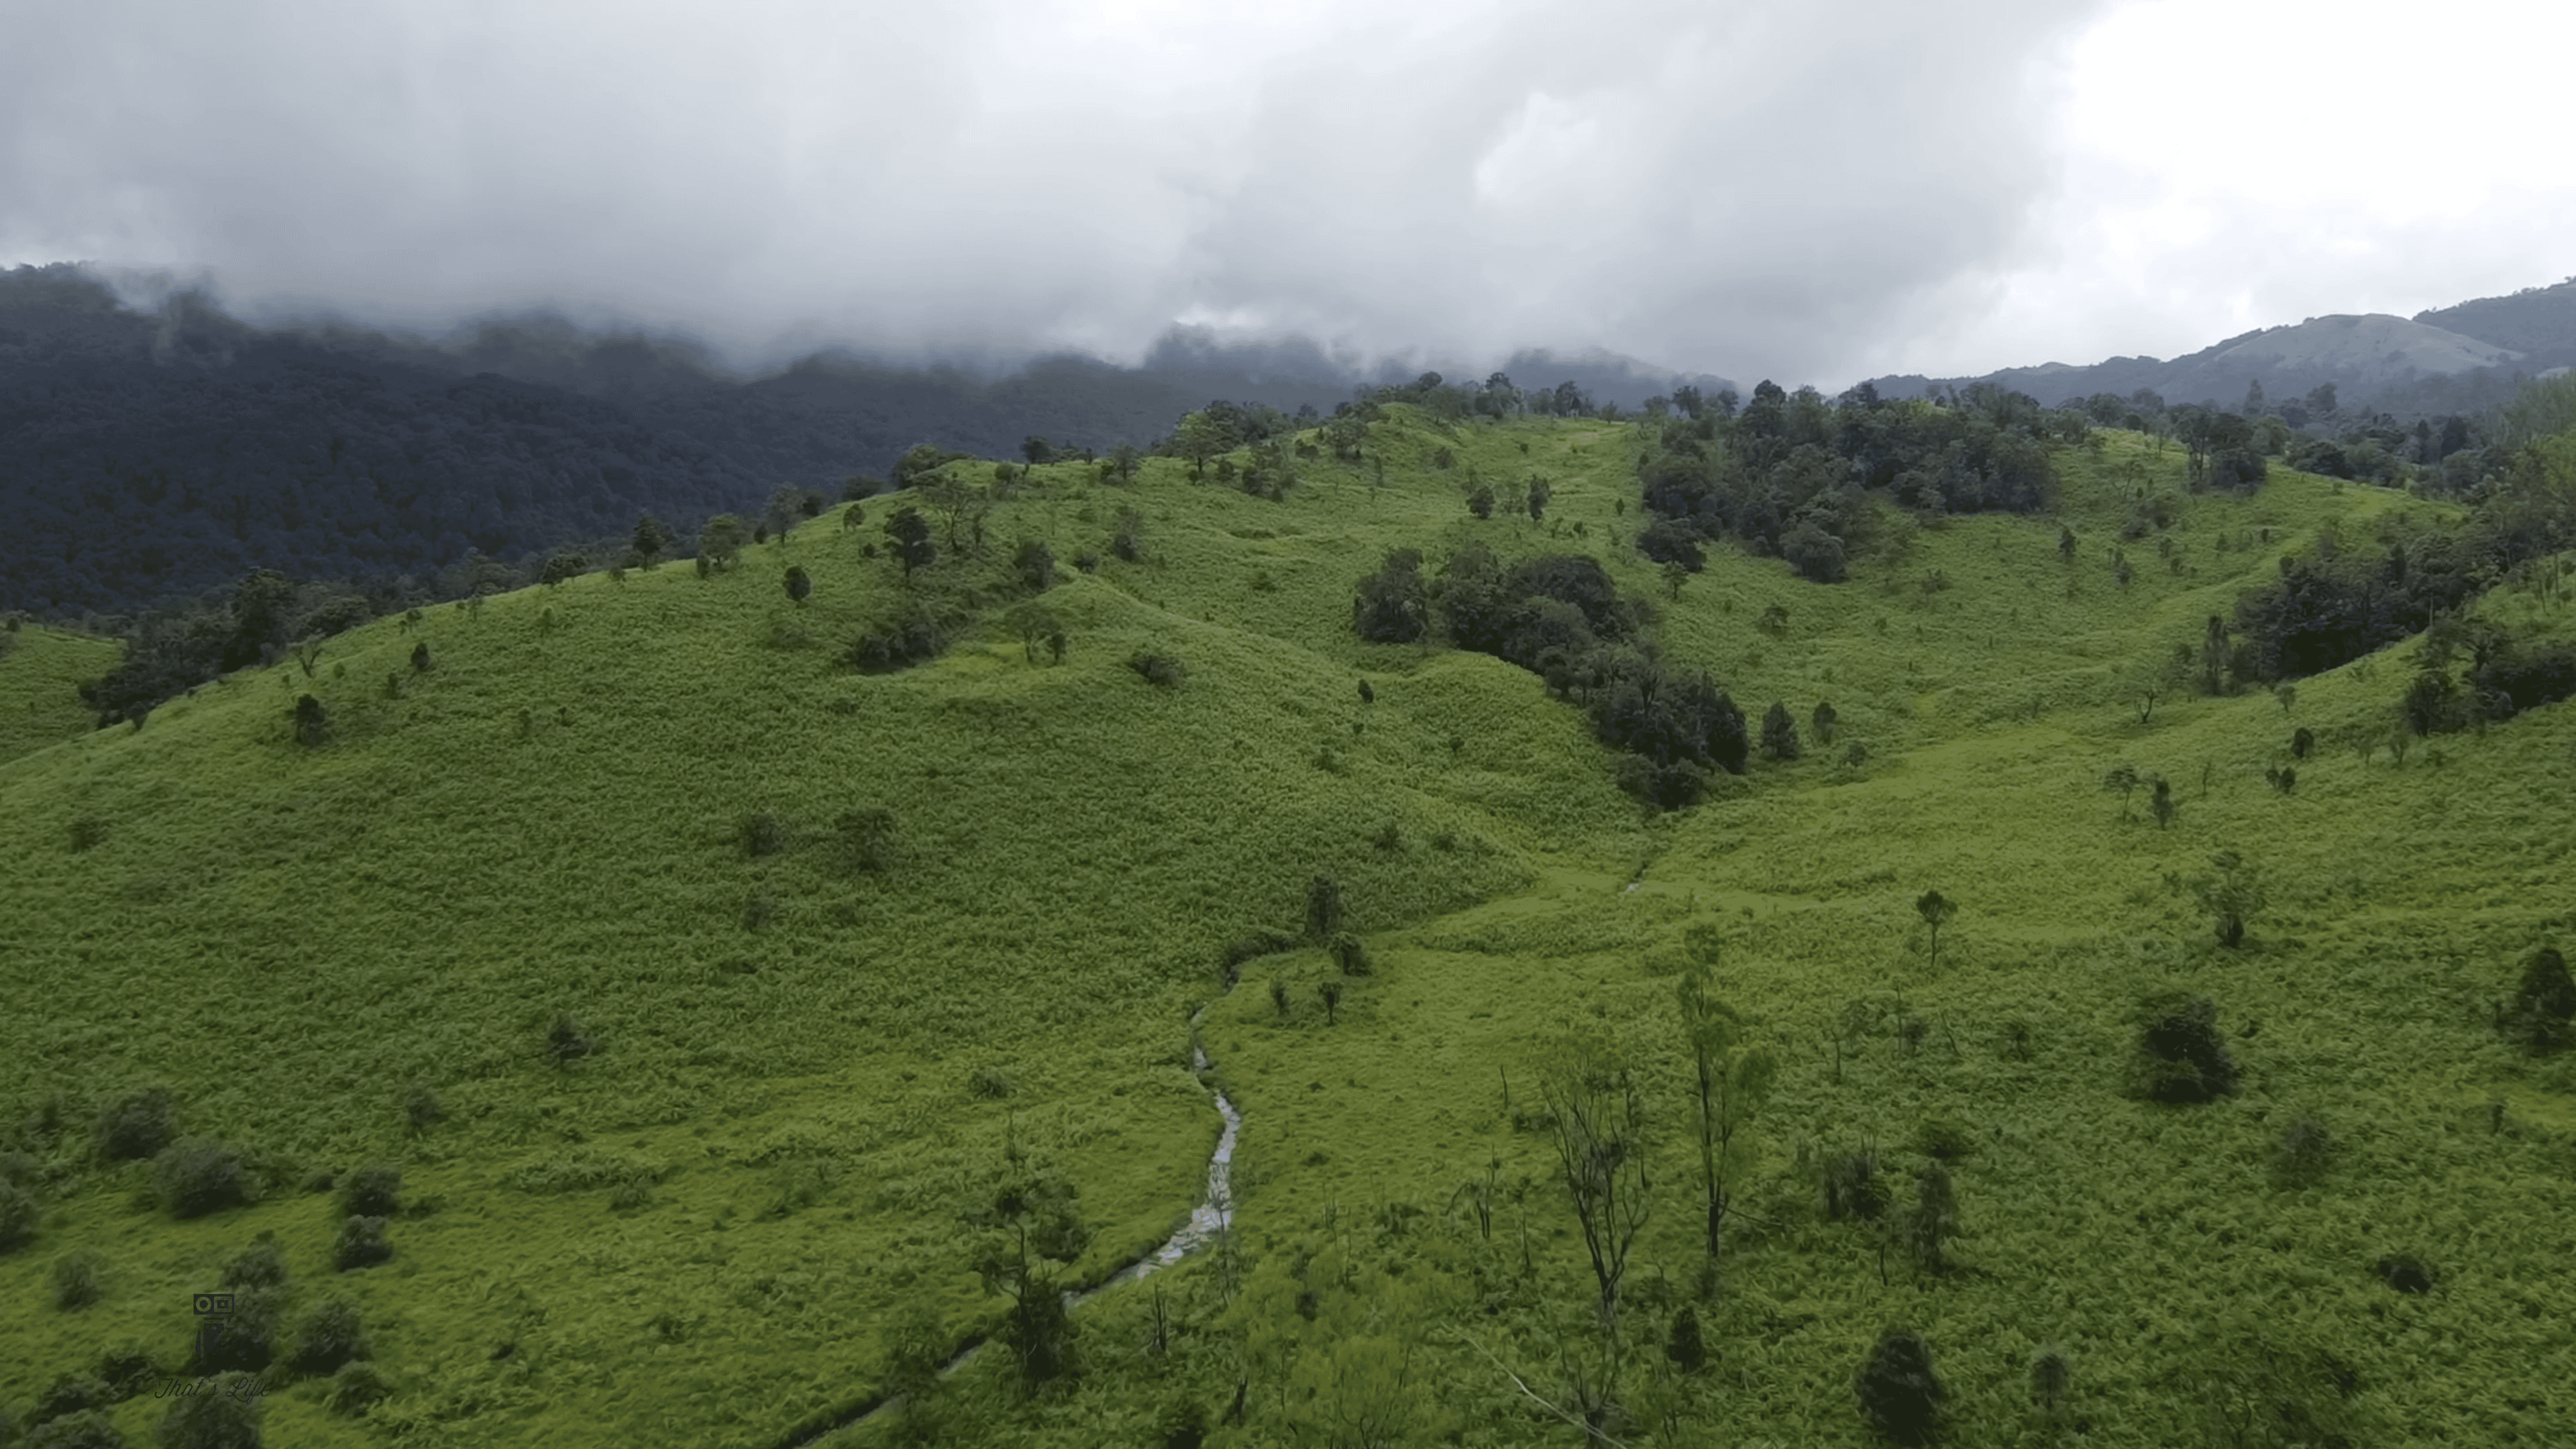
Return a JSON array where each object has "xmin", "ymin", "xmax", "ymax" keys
[{"xmin": 6, "ymin": 0, "xmax": 2570, "ymax": 389}]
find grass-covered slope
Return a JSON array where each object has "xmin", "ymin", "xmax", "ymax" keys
[
  {"xmin": 3, "ymin": 413, "xmax": 2571, "ymax": 1448},
  {"xmin": 0, "ymin": 625, "xmax": 119, "ymax": 765}
]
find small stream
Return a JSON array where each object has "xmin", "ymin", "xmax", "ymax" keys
[{"xmin": 787, "ymin": 1005, "xmax": 1238, "ymax": 1446}]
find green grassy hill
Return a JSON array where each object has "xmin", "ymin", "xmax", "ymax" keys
[
  {"xmin": 0, "ymin": 625, "xmax": 119, "ymax": 765},
  {"xmin": 3, "ymin": 413, "xmax": 2571, "ymax": 1448}
]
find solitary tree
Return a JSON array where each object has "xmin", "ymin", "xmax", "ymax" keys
[
  {"xmin": 1899, "ymin": 1163, "xmax": 1959, "ymax": 1275},
  {"xmin": 972, "ymin": 1148, "xmax": 1091, "ymax": 1390},
  {"xmin": 1761, "ymin": 701, "xmax": 1802, "ymax": 761},
  {"xmin": 1306, "ymin": 874, "xmax": 1344, "ymax": 940},
  {"xmin": 2191, "ymin": 850, "xmax": 2265, "ymax": 948},
  {"xmin": 1468, "ymin": 484, "xmax": 1495, "ymax": 519},
  {"xmin": 699, "ymin": 515, "xmax": 747, "ymax": 570},
  {"xmin": 1915, "ymin": 890, "xmax": 1957, "ymax": 972},
  {"xmin": 783, "ymin": 566, "xmax": 812, "ymax": 606},
  {"xmin": 883, "ymin": 508, "xmax": 936, "ymax": 580},
  {"xmin": 1812, "ymin": 700, "xmax": 1840, "ymax": 745},
  {"xmin": 292, "ymin": 694, "xmax": 329, "ymax": 747},
  {"xmin": 1675, "ymin": 965, "xmax": 1775, "ymax": 1275},
  {"xmin": 1540, "ymin": 1033, "xmax": 1652, "ymax": 1336}
]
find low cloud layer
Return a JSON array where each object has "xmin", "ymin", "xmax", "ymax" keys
[{"xmin": 6, "ymin": 1, "xmax": 2568, "ymax": 388}]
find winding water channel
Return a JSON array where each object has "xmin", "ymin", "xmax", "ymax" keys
[{"xmin": 790, "ymin": 1006, "xmax": 1240, "ymax": 1446}]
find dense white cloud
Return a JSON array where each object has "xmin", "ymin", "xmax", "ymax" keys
[{"xmin": 4, "ymin": 0, "xmax": 2568, "ymax": 386}]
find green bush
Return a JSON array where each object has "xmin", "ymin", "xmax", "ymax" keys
[
  {"xmin": 402, "ymin": 1081, "xmax": 442, "ymax": 1134},
  {"xmin": 153, "ymin": 1140, "xmax": 252, "ymax": 1218},
  {"xmin": 221, "ymin": 1238, "xmax": 288, "ymax": 1291},
  {"xmin": 1855, "ymin": 1329, "xmax": 1945, "ymax": 1445},
  {"xmin": 0, "ymin": 1177, "xmax": 40, "ymax": 1254},
  {"xmin": 2273, "ymin": 1113, "xmax": 2332, "ymax": 1187},
  {"xmin": 1127, "ymin": 651, "xmax": 1185, "ymax": 688},
  {"xmin": 333, "ymin": 1215, "xmax": 392, "ymax": 1272},
  {"xmin": 547, "ymin": 1012, "xmax": 595, "ymax": 1066},
  {"xmin": 154, "ymin": 1372, "xmax": 261, "ymax": 1448},
  {"xmin": 291, "ymin": 1297, "xmax": 372, "ymax": 1375},
  {"xmin": 53, "ymin": 1250, "xmax": 103, "ymax": 1308},
  {"xmin": 95, "ymin": 1085, "xmax": 176, "ymax": 1161},
  {"xmin": 325, "ymin": 1360, "xmax": 393, "ymax": 1417},
  {"xmin": 739, "ymin": 811, "xmax": 789, "ymax": 858},
  {"xmin": 339, "ymin": 1161, "xmax": 401, "ymax": 1218},
  {"xmin": 2133, "ymin": 995, "xmax": 2239, "ymax": 1104}
]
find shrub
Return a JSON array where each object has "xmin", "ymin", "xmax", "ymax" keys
[
  {"xmin": 783, "ymin": 564, "xmax": 812, "ymax": 605},
  {"xmin": 2376, "ymin": 1254, "xmax": 2434, "ymax": 1294},
  {"xmin": 1270, "ymin": 979, "xmax": 1291, "ymax": 1018},
  {"xmin": 54, "ymin": 1250, "xmax": 103, "ymax": 1308},
  {"xmin": 847, "ymin": 610, "xmax": 949, "ymax": 672},
  {"xmin": 334, "ymin": 1215, "xmax": 392, "ymax": 1271},
  {"xmin": 68, "ymin": 814, "xmax": 109, "ymax": 851},
  {"xmin": 1306, "ymin": 874, "xmax": 1345, "ymax": 939},
  {"xmin": 1127, "ymin": 651, "xmax": 1186, "ymax": 688},
  {"xmin": 0, "ymin": 1178, "xmax": 39, "ymax": 1254},
  {"xmin": 547, "ymin": 1013, "xmax": 595, "ymax": 1066},
  {"xmin": 291, "ymin": 1297, "xmax": 372, "ymax": 1375},
  {"xmin": 969, "ymin": 1067, "xmax": 1015, "ymax": 1101},
  {"xmin": 2190, "ymin": 850, "xmax": 2265, "ymax": 947},
  {"xmin": 98, "ymin": 1342, "xmax": 163, "ymax": 1400},
  {"xmin": 1855, "ymin": 1330, "xmax": 1945, "ymax": 1445},
  {"xmin": 2290, "ymin": 726, "xmax": 2314, "ymax": 759},
  {"xmin": 739, "ymin": 811, "xmax": 789, "ymax": 858},
  {"xmin": 97, "ymin": 1085, "xmax": 177, "ymax": 1161},
  {"xmin": 1074, "ymin": 549, "xmax": 1101, "ymax": 573},
  {"xmin": 2030, "ymin": 1344, "xmax": 2070, "ymax": 1419},
  {"xmin": 154, "ymin": 1140, "xmax": 252, "ymax": 1218},
  {"xmin": 1666, "ymin": 1305, "xmax": 1707, "ymax": 1371},
  {"xmin": 220, "ymin": 1238, "xmax": 288, "ymax": 1291},
  {"xmin": 34, "ymin": 1374, "xmax": 110, "ymax": 1425},
  {"xmin": 291, "ymin": 693, "xmax": 329, "ymax": 746},
  {"xmin": 403, "ymin": 1081, "xmax": 443, "ymax": 1134},
  {"xmin": 1466, "ymin": 483, "xmax": 1494, "ymax": 518},
  {"xmin": 339, "ymin": 1162, "xmax": 402, "ymax": 1218},
  {"xmin": 1330, "ymin": 933, "xmax": 1371, "ymax": 976},
  {"xmin": 1014, "ymin": 541, "xmax": 1056, "ymax": 592},
  {"xmin": 1319, "ymin": 981, "xmax": 1343, "ymax": 1024},
  {"xmin": 2506, "ymin": 946, "xmax": 2575, "ymax": 1052},
  {"xmin": 2134, "ymin": 995, "xmax": 2239, "ymax": 1103},
  {"xmin": 1822, "ymin": 1148, "xmax": 1886, "ymax": 1222},
  {"xmin": 835, "ymin": 808, "xmax": 899, "ymax": 875},
  {"xmin": 155, "ymin": 1373, "xmax": 262, "ymax": 1448},
  {"xmin": 2273, "ymin": 1112, "xmax": 2332, "ymax": 1187}
]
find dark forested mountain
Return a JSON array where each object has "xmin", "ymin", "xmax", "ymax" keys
[{"xmin": 0, "ymin": 265, "xmax": 1724, "ymax": 616}]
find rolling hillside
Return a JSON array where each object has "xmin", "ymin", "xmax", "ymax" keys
[{"xmin": 3, "ymin": 409, "xmax": 2571, "ymax": 1448}]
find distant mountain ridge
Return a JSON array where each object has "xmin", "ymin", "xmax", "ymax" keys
[
  {"xmin": 1864, "ymin": 277, "xmax": 2576, "ymax": 415},
  {"xmin": 0, "ymin": 264, "xmax": 1730, "ymax": 614}
]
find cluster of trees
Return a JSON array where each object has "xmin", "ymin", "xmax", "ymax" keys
[
  {"xmin": 1356, "ymin": 543, "xmax": 1750, "ymax": 807},
  {"xmin": 1634, "ymin": 380, "xmax": 2061, "ymax": 584}
]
